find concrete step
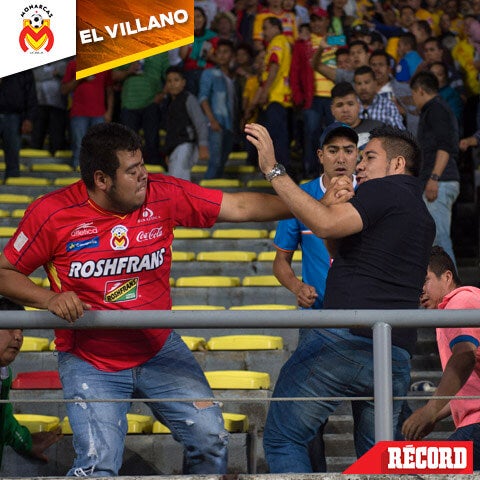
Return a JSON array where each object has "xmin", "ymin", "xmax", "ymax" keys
[
  {"xmin": 171, "ymin": 286, "xmax": 296, "ymax": 308},
  {"xmin": 1, "ymin": 432, "xmax": 250, "ymax": 476},
  {"xmin": 172, "ymin": 238, "xmax": 275, "ymax": 254}
]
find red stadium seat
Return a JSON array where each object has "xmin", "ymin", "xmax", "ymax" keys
[{"xmin": 12, "ymin": 371, "xmax": 62, "ymax": 389}]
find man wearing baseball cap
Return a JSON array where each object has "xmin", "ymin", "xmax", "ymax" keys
[{"xmin": 245, "ymin": 121, "xmax": 435, "ymax": 472}]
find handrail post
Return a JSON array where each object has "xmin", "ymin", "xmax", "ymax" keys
[{"xmin": 373, "ymin": 321, "xmax": 393, "ymax": 441}]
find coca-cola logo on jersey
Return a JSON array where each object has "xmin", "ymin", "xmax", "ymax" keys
[
  {"xmin": 71, "ymin": 222, "xmax": 98, "ymax": 238},
  {"xmin": 136, "ymin": 227, "xmax": 163, "ymax": 242}
]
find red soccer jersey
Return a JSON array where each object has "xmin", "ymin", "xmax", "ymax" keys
[{"xmin": 3, "ymin": 175, "xmax": 222, "ymax": 371}]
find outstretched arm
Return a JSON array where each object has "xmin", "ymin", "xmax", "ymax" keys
[
  {"xmin": 244, "ymin": 123, "xmax": 362, "ymax": 239},
  {"xmin": 218, "ymin": 191, "xmax": 291, "ymax": 222}
]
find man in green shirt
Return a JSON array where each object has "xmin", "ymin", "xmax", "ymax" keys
[
  {"xmin": 0, "ymin": 298, "xmax": 61, "ymax": 468},
  {"xmin": 113, "ymin": 53, "xmax": 170, "ymax": 166}
]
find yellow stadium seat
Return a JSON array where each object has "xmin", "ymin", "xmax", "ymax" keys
[
  {"xmin": 42, "ymin": 278, "xmax": 51, "ymax": 287},
  {"xmin": 0, "ymin": 163, "xmax": 27, "ymax": 171},
  {"xmin": 257, "ymin": 250, "xmax": 302, "ymax": 262},
  {"xmin": 206, "ymin": 335, "xmax": 283, "ymax": 350},
  {"xmin": 20, "ymin": 336, "xmax": 50, "ymax": 352},
  {"xmin": 0, "ymin": 194, "xmax": 33, "ymax": 203},
  {"xmin": 175, "ymin": 276, "xmax": 240, "ymax": 287},
  {"xmin": 196, "ymin": 251, "xmax": 257, "ymax": 262},
  {"xmin": 228, "ymin": 151, "xmax": 248, "ymax": 161},
  {"xmin": 53, "ymin": 177, "xmax": 80, "ymax": 186},
  {"xmin": 223, "ymin": 412, "xmax": 249, "ymax": 432},
  {"xmin": 0, "ymin": 209, "xmax": 9, "ymax": 218},
  {"xmin": 24, "ymin": 306, "xmax": 40, "ymax": 311},
  {"xmin": 5, "ymin": 177, "xmax": 50, "ymax": 186},
  {"xmin": 54, "ymin": 150, "xmax": 73, "ymax": 158},
  {"xmin": 62, "ymin": 414, "xmax": 155, "ymax": 435},
  {"xmin": 126, "ymin": 414, "xmax": 154, "ymax": 434},
  {"xmin": 199, "ymin": 179, "xmax": 242, "ymax": 188},
  {"xmin": 50, "ymin": 340, "xmax": 56, "ymax": 351},
  {"xmin": 299, "ymin": 179, "xmax": 310, "ymax": 185},
  {"xmin": 61, "ymin": 416, "xmax": 73, "ymax": 434},
  {"xmin": 172, "ymin": 305, "xmax": 225, "ymax": 310},
  {"xmin": 172, "ymin": 251, "xmax": 195, "ymax": 262},
  {"xmin": 0, "ymin": 227, "xmax": 16, "ymax": 238},
  {"xmin": 230, "ymin": 304, "xmax": 297, "ymax": 310},
  {"xmin": 152, "ymin": 412, "xmax": 248, "ymax": 434},
  {"xmin": 181, "ymin": 336, "xmax": 207, "ymax": 351},
  {"xmin": 191, "ymin": 165, "xmax": 207, "ymax": 173},
  {"xmin": 15, "ymin": 414, "xmax": 60, "ymax": 433},
  {"xmin": 145, "ymin": 164, "xmax": 165, "ymax": 173},
  {"xmin": 246, "ymin": 179, "xmax": 271, "ymax": 188},
  {"xmin": 224, "ymin": 165, "xmax": 255, "ymax": 174},
  {"xmin": 174, "ymin": 228, "xmax": 210, "ymax": 239},
  {"xmin": 11, "ymin": 209, "xmax": 26, "ymax": 218},
  {"xmin": 20, "ymin": 149, "xmax": 51, "ymax": 158},
  {"xmin": 269, "ymin": 230, "xmax": 276, "ymax": 239},
  {"xmin": 242, "ymin": 275, "xmax": 282, "ymax": 287},
  {"xmin": 212, "ymin": 229, "xmax": 268, "ymax": 239},
  {"xmin": 152, "ymin": 420, "xmax": 171, "ymax": 434},
  {"xmin": 31, "ymin": 163, "xmax": 74, "ymax": 172},
  {"xmin": 205, "ymin": 371, "xmax": 270, "ymax": 389},
  {"xmin": 169, "ymin": 277, "xmax": 175, "ymax": 287}
]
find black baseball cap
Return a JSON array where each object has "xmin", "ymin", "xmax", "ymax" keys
[{"xmin": 319, "ymin": 122, "xmax": 359, "ymax": 148}]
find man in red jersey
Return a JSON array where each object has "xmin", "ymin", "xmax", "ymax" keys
[{"xmin": 0, "ymin": 122, "xmax": 290, "ymax": 477}]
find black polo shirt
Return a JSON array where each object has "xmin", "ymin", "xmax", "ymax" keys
[
  {"xmin": 417, "ymin": 95, "xmax": 459, "ymax": 184},
  {"xmin": 323, "ymin": 175, "xmax": 436, "ymax": 353}
]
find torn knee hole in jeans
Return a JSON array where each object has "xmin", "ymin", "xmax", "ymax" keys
[
  {"xmin": 193, "ymin": 400, "xmax": 223, "ymax": 410},
  {"xmin": 193, "ymin": 401, "xmax": 214, "ymax": 409}
]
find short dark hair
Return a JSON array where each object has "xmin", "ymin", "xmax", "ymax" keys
[
  {"xmin": 236, "ymin": 42, "xmax": 255, "ymax": 59},
  {"xmin": 415, "ymin": 20, "xmax": 432, "ymax": 37},
  {"xmin": 0, "ymin": 297, "xmax": 24, "ymax": 310},
  {"xmin": 335, "ymin": 46, "xmax": 349, "ymax": 58},
  {"xmin": 216, "ymin": 38, "xmax": 235, "ymax": 52},
  {"xmin": 165, "ymin": 65, "xmax": 186, "ymax": 79},
  {"xmin": 349, "ymin": 40, "xmax": 369, "ymax": 53},
  {"xmin": 398, "ymin": 32, "xmax": 417, "ymax": 51},
  {"xmin": 424, "ymin": 36, "xmax": 443, "ymax": 50},
  {"xmin": 370, "ymin": 48, "xmax": 393, "ymax": 64},
  {"xmin": 428, "ymin": 246, "xmax": 462, "ymax": 286},
  {"xmin": 264, "ymin": 16, "xmax": 283, "ymax": 32},
  {"xmin": 354, "ymin": 65, "xmax": 375, "ymax": 79},
  {"xmin": 331, "ymin": 81, "xmax": 357, "ymax": 99},
  {"xmin": 80, "ymin": 123, "xmax": 143, "ymax": 190},
  {"xmin": 410, "ymin": 70, "xmax": 439, "ymax": 94},
  {"xmin": 368, "ymin": 125, "xmax": 421, "ymax": 177},
  {"xmin": 428, "ymin": 61, "xmax": 448, "ymax": 76}
]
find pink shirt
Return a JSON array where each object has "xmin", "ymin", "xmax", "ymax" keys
[{"xmin": 437, "ymin": 286, "xmax": 480, "ymax": 429}]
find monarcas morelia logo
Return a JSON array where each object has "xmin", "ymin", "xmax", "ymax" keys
[{"xmin": 19, "ymin": 5, "xmax": 54, "ymax": 53}]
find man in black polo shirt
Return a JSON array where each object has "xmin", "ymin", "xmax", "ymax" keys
[
  {"xmin": 410, "ymin": 70, "xmax": 460, "ymax": 266},
  {"xmin": 245, "ymin": 122, "xmax": 435, "ymax": 473}
]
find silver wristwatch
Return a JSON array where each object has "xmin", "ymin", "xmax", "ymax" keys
[{"xmin": 265, "ymin": 163, "xmax": 286, "ymax": 182}]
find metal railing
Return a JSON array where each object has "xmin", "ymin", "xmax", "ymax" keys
[{"xmin": 2, "ymin": 308, "xmax": 479, "ymax": 441}]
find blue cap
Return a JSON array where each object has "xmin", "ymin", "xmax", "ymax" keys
[{"xmin": 319, "ymin": 122, "xmax": 359, "ymax": 149}]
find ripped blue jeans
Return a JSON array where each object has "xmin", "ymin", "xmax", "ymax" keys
[{"xmin": 58, "ymin": 331, "xmax": 228, "ymax": 476}]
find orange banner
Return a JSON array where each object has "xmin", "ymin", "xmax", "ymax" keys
[{"xmin": 76, "ymin": 0, "xmax": 193, "ymax": 79}]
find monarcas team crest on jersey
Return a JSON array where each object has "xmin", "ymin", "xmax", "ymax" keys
[
  {"xmin": 19, "ymin": 5, "xmax": 54, "ymax": 53},
  {"xmin": 110, "ymin": 225, "xmax": 130, "ymax": 251}
]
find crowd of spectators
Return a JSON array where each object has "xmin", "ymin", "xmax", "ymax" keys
[{"xmin": 2, "ymin": 0, "xmax": 480, "ymax": 183}]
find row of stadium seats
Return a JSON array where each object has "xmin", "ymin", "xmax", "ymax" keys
[
  {"xmin": 15, "ymin": 412, "xmax": 249, "ymax": 435},
  {"xmin": 21, "ymin": 334, "xmax": 285, "ymax": 352},
  {"xmin": 27, "ymin": 275, "xmax": 297, "ymax": 288},
  {"xmin": 12, "ymin": 370, "xmax": 271, "ymax": 391}
]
